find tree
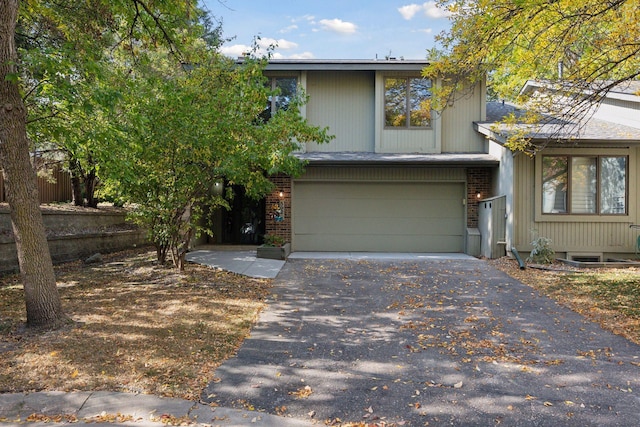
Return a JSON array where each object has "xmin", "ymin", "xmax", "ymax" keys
[
  {"xmin": 424, "ymin": 0, "xmax": 640, "ymax": 152},
  {"xmin": 2, "ymin": 0, "xmax": 204, "ymax": 328},
  {"xmin": 0, "ymin": 0, "xmax": 68, "ymax": 328},
  {"xmin": 104, "ymin": 47, "xmax": 332, "ymax": 269}
]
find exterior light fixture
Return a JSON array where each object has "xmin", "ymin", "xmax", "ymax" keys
[{"xmin": 212, "ymin": 180, "xmax": 224, "ymax": 196}]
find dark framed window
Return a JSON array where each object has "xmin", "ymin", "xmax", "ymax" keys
[
  {"xmin": 542, "ymin": 155, "xmax": 627, "ymax": 215},
  {"xmin": 384, "ymin": 77, "xmax": 432, "ymax": 128},
  {"xmin": 259, "ymin": 77, "xmax": 297, "ymax": 122}
]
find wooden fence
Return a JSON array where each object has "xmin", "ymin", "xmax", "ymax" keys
[{"xmin": 0, "ymin": 168, "xmax": 72, "ymax": 203}]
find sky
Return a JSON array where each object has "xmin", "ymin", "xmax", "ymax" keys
[{"xmin": 199, "ymin": 1, "xmax": 452, "ymax": 60}]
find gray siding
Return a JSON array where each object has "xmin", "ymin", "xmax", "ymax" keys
[
  {"xmin": 305, "ymin": 71, "xmax": 375, "ymax": 152},
  {"xmin": 595, "ymin": 98, "xmax": 640, "ymax": 129},
  {"xmin": 441, "ymin": 82, "xmax": 487, "ymax": 153},
  {"xmin": 510, "ymin": 147, "xmax": 640, "ymax": 257},
  {"xmin": 300, "ymin": 68, "xmax": 486, "ymax": 155}
]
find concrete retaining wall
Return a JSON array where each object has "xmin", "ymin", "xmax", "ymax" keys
[
  {"xmin": 0, "ymin": 207, "xmax": 148, "ymax": 274},
  {"xmin": 0, "ymin": 230, "xmax": 148, "ymax": 274},
  {"xmin": 0, "ymin": 207, "xmax": 130, "ymax": 231}
]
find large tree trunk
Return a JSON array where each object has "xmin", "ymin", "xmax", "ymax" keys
[{"xmin": 0, "ymin": 0, "xmax": 68, "ymax": 328}]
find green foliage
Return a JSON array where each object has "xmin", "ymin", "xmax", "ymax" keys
[
  {"xmin": 527, "ymin": 236, "xmax": 556, "ymax": 264},
  {"xmin": 262, "ymin": 234, "xmax": 286, "ymax": 247},
  {"xmin": 103, "ymin": 49, "xmax": 331, "ymax": 268},
  {"xmin": 18, "ymin": 1, "xmax": 212, "ymax": 206},
  {"xmin": 14, "ymin": 1, "xmax": 332, "ymax": 268},
  {"xmin": 424, "ymin": 0, "xmax": 640, "ymax": 152}
]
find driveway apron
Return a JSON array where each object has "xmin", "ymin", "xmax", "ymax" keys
[{"xmin": 203, "ymin": 258, "xmax": 640, "ymax": 426}]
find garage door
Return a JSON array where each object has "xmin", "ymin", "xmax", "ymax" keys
[{"xmin": 293, "ymin": 182, "xmax": 465, "ymax": 252}]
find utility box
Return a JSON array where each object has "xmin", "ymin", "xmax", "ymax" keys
[{"xmin": 478, "ymin": 195, "xmax": 507, "ymax": 259}]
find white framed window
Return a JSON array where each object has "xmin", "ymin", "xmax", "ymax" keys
[
  {"xmin": 542, "ymin": 155, "xmax": 627, "ymax": 215},
  {"xmin": 384, "ymin": 77, "xmax": 432, "ymax": 128}
]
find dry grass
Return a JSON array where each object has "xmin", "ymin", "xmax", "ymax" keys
[
  {"xmin": 490, "ymin": 258, "xmax": 640, "ymax": 345},
  {"xmin": 0, "ymin": 248, "xmax": 271, "ymax": 401}
]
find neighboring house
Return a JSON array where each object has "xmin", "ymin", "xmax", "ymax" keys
[
  {"xmin": 208, "ymin": 59, "xmax": 498, "ymax": 254},
  {"xmin": 476, "ymin": 80, "xmax": 640, "ymax": 261}
]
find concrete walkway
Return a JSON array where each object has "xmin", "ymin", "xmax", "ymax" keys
[
  {"xmin": 0, "ymin": 391, "xmax": 314, "ymax": 426},
  {"xmin": 185, "ymin": 246, "xmax": 476, "ymax": 279},
  {"xmin": 186, "ymin": 249, "xmax": 286, "ymax": 279}
]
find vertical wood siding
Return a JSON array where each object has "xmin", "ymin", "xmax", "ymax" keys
[
  {"xmin": 512, "ymin": 148, "xmax": 640, "ymax": 256},
  {"xmin": 305, "ymin": 71, "xmax": 375, "ymax": 152},
  {"xmin": 596, "ymin": 98, "xmax": 640, "ymax": 129},
  {"xmin": 441, "ymin": 83, "xmax": 487, "ymax": 153}
]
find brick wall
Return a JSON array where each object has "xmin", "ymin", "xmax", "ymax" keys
[
  {"xmin": 265, "ymin": 174, "xmax": 292, "ymax": 243},
  {"xmin": 466, "ymin": 168, "xmax": 492, "ymax": 228}
]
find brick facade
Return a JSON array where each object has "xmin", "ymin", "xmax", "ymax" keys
[
  {"xmin": 265, "ymin": 174, "xmax": 292, "ymax": 243},
  {"xmin": 466, "ymin": 168, "xmax": 493, "ymax": 228}
]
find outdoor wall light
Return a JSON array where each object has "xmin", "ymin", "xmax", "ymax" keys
[
  {"xmin": 212, "ymin": 180, "xmax": 224, "ymax": 196},
  {"xmin": 279, "ymin": 191, "xmax": 285, "ymax": 199},
  {"xmin": 476, "ymin": 192, "xmax": 482, "ymax": 199}
]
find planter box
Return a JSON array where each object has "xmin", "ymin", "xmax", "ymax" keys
[{"xmin": 257, "ymin": 242, "xmax": 291, "ymax": 260}]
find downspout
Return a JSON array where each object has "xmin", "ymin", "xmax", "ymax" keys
[{"xmin": 511, "ymin": 247, "xmax": 526, "ymax": 270}]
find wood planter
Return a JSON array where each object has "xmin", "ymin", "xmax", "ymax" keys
[{"xmin": 257, "ymin": 242, "xmax": 291, "ymax": 260}]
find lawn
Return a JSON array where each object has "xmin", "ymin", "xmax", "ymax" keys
[{"xmin": 0, "ymin": 248, "xmax": 271, "ymax": 401}]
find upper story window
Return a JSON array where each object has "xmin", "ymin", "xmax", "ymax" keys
[
  {"xmin": 259, "ymin": 77, "xmax": 297, "ymax": 122},
  {"xmin": 542, "ymin": 155, "xmax": 627, "ymax": 215},
  {"xmin": 384, "ymin": 77, "xmax": 432, "ymax": 128}
]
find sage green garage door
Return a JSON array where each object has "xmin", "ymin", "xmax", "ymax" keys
[{"xmin": 293, "ymin": 182, "xmax": 465, "ymax": 252}]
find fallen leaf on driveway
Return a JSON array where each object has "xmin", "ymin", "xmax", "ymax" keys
[{"xmin": 289, "ymin": 385, "xmax": 313, "ymax": 399}]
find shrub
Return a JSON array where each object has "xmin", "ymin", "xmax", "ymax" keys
[
  {"xmin": 528, "ymin": 236, "xmax": 555, "ymax": 264},
  {"xmin": 263, "ymin": 234, "xmax": 286, "ymax": 247}
]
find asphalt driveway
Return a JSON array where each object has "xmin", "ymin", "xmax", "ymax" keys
[{"xmin": 203, "ymin": 257, "xmax": 640, "ymax": 426}]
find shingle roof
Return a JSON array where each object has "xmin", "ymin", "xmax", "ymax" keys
[
  {"xmin": 295, "ymin": 151, "xmax": 499, "ymax": 166},
  {"xmin": 477, "ymin": 101, "xmax": 640, "ymax": 143}
]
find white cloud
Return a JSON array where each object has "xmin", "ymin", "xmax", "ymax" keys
[
  {"xmin": 318, "ymin": 18, "xmax": 357, "ymax": 34},
  {"xmin": 220, "ymin": 44, "xmax": 252, "ymax": 58},
  {"xmin": 415, "ymin": 28, "xmax": 433, "ymax": 34},
  {"xmin": 289, "ymin": 51, "xmax": 316, "ymax": 59},
  {"xmin": 399, "ymin": 2, "xmax": 451, "ymax": 20},
  {"xmin": 279, "ymin": 24, "xmax": 298, "ymax": 34},
  {"xmin": 398, "ymin": 4, "xmax": 422, "ymax": 20},
  {"xmin": 219, "ymin": 38, "xmax": 299, "ymax": 58},
  {"xmin": 257, "ymin": 37, "xmax": 298, "ymax": 50}
]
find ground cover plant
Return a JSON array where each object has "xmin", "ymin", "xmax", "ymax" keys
[{"xmin": 0, "ymin": 248, "xmax": 271, "ymax": 401}]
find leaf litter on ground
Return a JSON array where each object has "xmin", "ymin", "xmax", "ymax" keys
[{"xmin": 0, "ymin": 247, "xmax": 271, "ymax": 401}]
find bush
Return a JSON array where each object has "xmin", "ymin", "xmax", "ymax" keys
[
  {"xmin": 528, "ymin": 236, "xmax": 555, "ymax": 264},
  {"xmin": 263, "ymin": 234, "xmax": 286, "ymax": 247}
]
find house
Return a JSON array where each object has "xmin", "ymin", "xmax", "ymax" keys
[
  {"xmin": 207, "ymin": 59, "xmax": 498, "ymax": 254},
  {"xmin": 476, "ymin": 80, "xmax": 640, "ymax": 261},
  {"xmin": 206, "ymin": 60, "xmax": 640, "ymax": 260}
]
